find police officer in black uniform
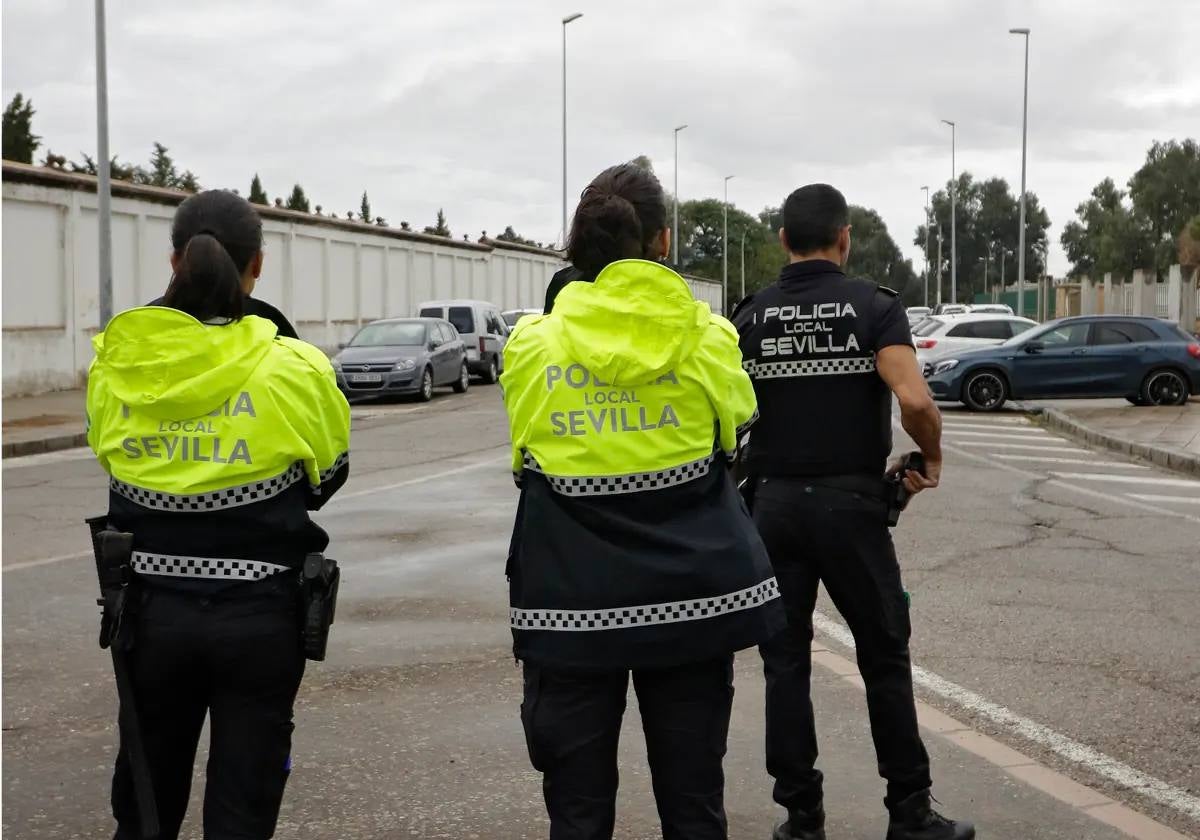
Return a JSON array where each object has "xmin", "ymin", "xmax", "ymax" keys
[{"xmin": 733, "ymin": 184, "xmax": 973, "ymax": 840}]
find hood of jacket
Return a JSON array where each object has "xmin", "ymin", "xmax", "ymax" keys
[
  {"xmin": 91, "ymin": 307, "xmax": 278, "ymax": 419},
  {"xmin": 551, "ymin": 259, "xmax": 710, "ymax": 386}
]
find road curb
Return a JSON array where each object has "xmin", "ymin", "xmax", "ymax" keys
[
  {"xmin": 1028, "ymin": 407, "xmax": 1200, "ymax": 478},
  {"xmin": 1, "ymin": 431, "xmax": 88, "ymax": 459}
]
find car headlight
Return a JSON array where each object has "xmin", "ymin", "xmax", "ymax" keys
[
  {"xmin": 394, "ymin": 359, "xmax": 416, "ymax": 371},
  {"xmin": 932, "ymin": 359, "xmax": 960, "ymax": 376}
]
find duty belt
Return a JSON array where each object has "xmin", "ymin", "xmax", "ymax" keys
[
  {"xmin": 767, "ymin": 473, "xmax": 887, "ymax": 502},
  {"xmin": 131, "ymin": 552, "xmax": 289, "ymax": 581}
]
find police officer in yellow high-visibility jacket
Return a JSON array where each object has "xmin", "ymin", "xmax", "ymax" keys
[
  {"xmin": 503, "ymin": 163, "xmax": 784, "ymax": 840},
  {"xmin": 86, "ymin": 191, "xmax": 350, "ymax": 840}
]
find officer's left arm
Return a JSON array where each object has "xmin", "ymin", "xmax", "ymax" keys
[
  {"xmin": 84, "ymin": 358, "xmax": 112, "ymax": 475},
  {"xmin": 698, "ymin": 318, "xmax": 759, "ymax": 457},
  {"xmin": 499, "ymin": 318, "xmax": 546, "ymax": 480},
  {"xmin": 275, "ymin": 340, "xmax": 352, "ymax": 510}
]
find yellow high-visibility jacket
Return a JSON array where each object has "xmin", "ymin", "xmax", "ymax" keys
[
  {"xmin": 500, "ymin": 260, "xmax": 783, "ymax": 670},
  {"xmin": 86, "ymin": 307, "xmax": 350, "ymax": 585}
]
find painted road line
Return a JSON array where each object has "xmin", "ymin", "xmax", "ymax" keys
[
  {"xmin": 2, "ymin": 453, "xmax": 511, "ymax": 573},
  {"xmin": 813, "ymin": 611, "xmax": 1200, "ymax": 824},
  {"xmin": 994, "ymin": 455, "xmax": 1152, "ymax": 469},
  {"xmin": 941, "ymin": 423, "xmax": 1043, "ymax": 434},
  {"xmin": 808, "ymin": 643, "xmax": 1193, "ymax": 840},
  {"xmin": 1128, "ymin": 494, "xmax": 1200, "ymax": 505},
  {"xmin": 940, "ymin": 414, "xmax": 1032, "ymax": 424},
  {"xmin": 956, "ymin": 441, "xmax": 1091, "ymax": 454},
  {"xmin": 1047, "ymin": 472, "xmax": 1200, "ymax": 489},
  {"xmin": 945, "ymin": 429, "xmax": 1057, "ymax": 441}
]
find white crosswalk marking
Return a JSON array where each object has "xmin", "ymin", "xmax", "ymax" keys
[
  {"xmin": 1047, "ymin": 472, "xmax": 1200, "ymax": 489},
  {"xmin": 941, "ymin": 423, "xmax": 1047, "ymax": 434},
  {"xmin": 993, "ymin": 455, "xmax": 1151, "ymax": 469},
  {"xmin": 945, "ymin": 430, "xmax": 1063, "ymax": 442},
  {"xmin": 1127, "ymin": 493, "xmax": 1200, "ymax": 505},
  {"xmin": 957, "ymin": 441, "xmax": 1090, "ymax": 453}
]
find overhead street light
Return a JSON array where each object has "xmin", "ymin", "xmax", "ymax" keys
[
  {"xmin": 941, "ymin": 119, "xmax": 957, "ymax": 304},
  {"xmin": 673, "ymin": 124, "xmax": 688, "ymax": 268},
  {"xmin": 561, "ymin": 12, "xmax": 583, "ymax": 246},
  {"xmin": 1010, "ymin": 27, "xmax": 1031, "ymax": 316}
]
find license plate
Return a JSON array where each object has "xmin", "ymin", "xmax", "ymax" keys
[{"xmin": 350, "ymin": 373, "xmax": 382, "ymax": 383}]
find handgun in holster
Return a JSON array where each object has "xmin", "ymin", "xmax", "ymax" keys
[
  {"xmin": 85, "ymin": 515, "xmax": 159, "ymax": 839},
  {"xmin": 884, "ymin": 452, "xmax": 926, "ymax": 528},
  {"xmin": 301, "ymin": 552, "xmax": 340, "ymax": 661}
]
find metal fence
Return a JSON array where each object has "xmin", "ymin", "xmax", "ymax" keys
[{"xmin": 1155, "ymin": 283, "xmax": 1170, "ymax": 318}]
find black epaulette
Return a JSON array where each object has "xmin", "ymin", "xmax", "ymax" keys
[
  {"xmin": 876, "ymin": 284, "xmax": 900, "ymax": 298},
  {"xmin": 730, "ymin": 293, "xmax": 758, "ymax": 320}
]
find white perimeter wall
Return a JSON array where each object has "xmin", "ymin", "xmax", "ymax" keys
[{"xmin": 2, "ymin": 167, "xmax": 725, "ymax": 396}]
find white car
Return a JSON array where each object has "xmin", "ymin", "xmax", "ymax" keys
[
  {"xmin": 502, "ymin": 308, "xmax": 542, "ymax": 328},
  {"xmin": 906, "ymin": 306, "xmax": 932, "ymax": 326},
  {"xmin": 932, "ymin": 303, "xmax": 971, "ymax": 316},
  {"xmin": 913, "ymin": 313, "xmax": 1039, "ymax": 373},
  {"xmin": 968, "ymin": 303, "xmax": 1015, "ymax": 315},
  {"xmin": 417, "ymin": 299, "xmax": 509, "ymax": 383}
]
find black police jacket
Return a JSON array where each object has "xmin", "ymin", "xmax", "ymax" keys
[{"xmin": 733, "ymin": 259, "xmax": 912, "ymax": 478}]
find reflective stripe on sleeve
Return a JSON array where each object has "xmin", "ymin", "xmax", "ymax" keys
[
  {"xmin": 132, "ymin": 552, "xmax": 289, "ymax": 581},
  {"xmin": 511, "ymin": 577, "xmax": 780, "ymax": 631},
  {"xmin": 318, "ymin": 451, "xmax": 350, "ymax": 483},
  {"xmin": 110, "ymin": 462, "xmax": 307, "ymax": 512},
  {"xmin": 522, "ymin": 451, "xmax": 716, "ymax": 496}
]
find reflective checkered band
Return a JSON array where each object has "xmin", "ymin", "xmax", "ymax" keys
[
  {"xmin": 511, "ymin": 577, "xmax": 780, "ymax": 631},
  {"xmin": 132, "ymin": 552, "xmax": 289, "ymax": 581},
  {"xmin": 736, "ymin": 408, "xmax": 760, "ymax": 436},
  {"xmin": 747, "ymin": 355, "xmax": 876, "ymax": 379},
  {"xmin": 522, "ymin": 452, "xmax": 716, "ymax": 496},
  {"xmin": 319, "ymin": 451, "xmax": 350, "ymax": 482},
  {"xmin": 110, "ymin": 462, "xmax": 307, "ymax": 512}
]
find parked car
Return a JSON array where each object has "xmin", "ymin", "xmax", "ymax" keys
[
  {"xmin": 933, "ymin": 303, "xmax": 970, "ymax": 316},
  {"xmin": 913, "ymin": 313, "xmax": 1039, "ymax": 373},
  {"xmin": 332, "ymin": 318, "xmax": 469, "ymax": 402},
  {"xmin": 906, "ymin": 306, "xmax": 932, "ymax": 326},
  {"xmin": 502, "ymin": 308, "xmax": 542, "ymax": 328},
  {"xmin": 417, "ymin": 299, "xmax": 508, "ymax": 383},
  {"xmin": 924, "ymin": 315, "xmax": 1200, "ymax": 411},
  {"xmin": 968, "ymin": 303, "xmax": 1014, "ymax": 315}
]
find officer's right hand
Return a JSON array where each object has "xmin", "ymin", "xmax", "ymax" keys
[{"xmin": 904, "ymin": 457, "xmax": 940, "ymax": 495}]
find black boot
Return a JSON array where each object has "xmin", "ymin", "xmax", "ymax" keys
[
  {"xmin": 886, "ymin": 791, "xmax": 975, "ymax": 840},
  {"xmin": 772, "ymin": 803, "xmax": 826, "ymax": 840}
]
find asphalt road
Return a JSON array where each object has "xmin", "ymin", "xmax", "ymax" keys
[{"xmin": 3, "ymin": 386, "xmax": 1198, "ymax": 838}]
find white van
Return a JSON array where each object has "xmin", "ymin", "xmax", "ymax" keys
[{"xmin": 417, "ymin": 299, "xmax": 508, "ymax": 383}]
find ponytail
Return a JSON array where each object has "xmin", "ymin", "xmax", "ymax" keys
[
  {"xmin": 162, "ymin": 233, "xmax": 245, "ymax": 322},
  {"xmin": 567, "ymin": 163, "xmax": 667, "ymax": 278}
]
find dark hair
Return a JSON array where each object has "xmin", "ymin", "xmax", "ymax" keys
[
  {"xmin": 163, "ymin": 234, "xmax": 245, "ymax": 321},
  {"xmin": 782, "ymin": 183, "xmax": 849, "ymax": 254},
  {"xmin": 171, "ymin": 189, "xmax": 263, "ymax": 273},
  {"xmin": 164, "ymin": 190, "xmax": 261, "ymax": 322},
  {"xmin": 567, "ymin": 164, "xmax": 667, "ymax": 277}
]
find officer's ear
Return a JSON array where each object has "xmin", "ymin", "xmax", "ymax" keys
[
  {"xmin": 655, "ymin": 228, "xmax": 671, "ymax": 261},
  {"xmin": 241, "ymin": 250, "xmax": 264, "ymax": 296},
  {"xmin": 778, "ymin": 227, "xmax": 791, "ymax": 254},
  {"xmin": 838, "ymin": 226, "xmax": 852, "ymax": 266}
]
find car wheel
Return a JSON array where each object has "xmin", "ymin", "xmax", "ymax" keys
[
  {"xmin": 1140, "ymin": 369, "xmax": 1189, "ymax": 406},
  {"xmin": 962, "ymin": 369, "xmax": 1008, "ymax": 412},
  {"xmin": 482, "ymin": 356, "xmax": 499, "ymax": 385},
  {"xmin": 1126, "ymin": 394, "xmax": 1149, "ymax": 407},
  {"xmin": 452, "ymin": 361, "xmax": 469, "ymax": 394},
  {"xmin": 418, "ymin": 367, "xmax": 434, "ymax": 402}
]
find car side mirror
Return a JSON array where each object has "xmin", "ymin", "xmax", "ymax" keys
[
  {"xmin": 1024, "ymin": 340, "xmax": 1044, "ymax": 354},
  {"xmin": 428, "ymin": 340, "xmax": 438, "ymax": 351},
  {"xmin": 337, "ymin": 342, "xmax": 347, "ymax": 350}
]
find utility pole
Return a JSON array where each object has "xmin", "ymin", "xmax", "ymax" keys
[
  {"xmin": 740, "ymin": 229, "xmax": 747, "ymax": 303},
  {"xmin": 723, "ymin": 175, "xmax": 734, "ymax": 313},
  {"xmin": 936, "ymin": 226, "xmax": 944, "ymax": 307},
  {"xmin": 561, "ymin": 13, "xmax": 583, "ymax": 246},
  {"xmin": 672, "ymin": 124, "xmax": 687, "ymax": 268},
  {"xmin": 1010, "ymin": 27, "xmax": 1031, "ymax": 317},
  {"xmin": 941, "ymin": 119, "xmax": 957, "ymax": 303},
  {"xmin": 921, "ymin": 185, "xmax": 931, "ymax": 308},
  {"xmin": 95, "ymin": 0, "xmax": 113, "ymax": 328}
]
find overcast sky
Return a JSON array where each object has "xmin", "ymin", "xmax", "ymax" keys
[{"xmin": 4, "ymin": 0, "xmax": 1199, "ymax": 277}]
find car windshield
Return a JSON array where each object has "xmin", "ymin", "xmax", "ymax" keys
[
  {"xmin": 350, "ymin": 322, "xmax": 427, "ymax": 347},
  {"xmin": 503, "ymin": 312, "xmax": 523, "ymax": 327},
  {"xmin": 914, "ymin": 318, "xmax": 946, "ymax": 337}
]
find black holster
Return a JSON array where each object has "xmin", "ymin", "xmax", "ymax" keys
[
  {"xmin": 301, "ymin": 552, "xmax": 340, "ymax": 661},
  {"xmin": 85, "ymin": 516, "xmax": 159, "ymax": 839}
]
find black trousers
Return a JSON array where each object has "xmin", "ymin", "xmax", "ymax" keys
[
  {"xmin": 521, "ymin": 657, "xmax": 735, "ymax": 840},
  {"xmin": 754, "ymin": 477, "xmax": 931, "ymax": 812},
  {"xmin": 112, "ymin": 578, "xmax": 305, "ymax": 840}
]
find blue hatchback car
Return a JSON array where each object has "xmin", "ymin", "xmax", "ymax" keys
[{"xmin": 924, "ymin": 315, "xmax": 1200, "ymax": 411}]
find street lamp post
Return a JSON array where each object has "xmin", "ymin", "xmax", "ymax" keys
[
  {"xmin": 723, "ymin": 174, "xmax": 734, "ymax": 313},
  {"xmin": 673, "ymin": 124, "xmax": 687, "ymax": 268},
  {"xmin": 941, "ymin": 119, "xmax": 957, "ymax": 304},
  {"xmin": 921, "ymin": 185, "xmax": 931, "ymax": 308},
  {"xmin": 936, "ymin": 226, "xmax": 944, "ymax": 307},
  {"xmin": 740, "ymin": 229, "xmax": 747, "ymax": 302},
  {"xmin": 95, "ymin": 0, "xmax": 113, "ymax": 328},
  {"xmin": 1000, "ymin": 248, "xmax": 1010, "ymax": 302},
  {"xmin": 1010, "ymin": 27, "xmax": 1031, "ymax": 317},
  {"xmin": 561, "ymin": 12, "xmax": 583, "ymax": 246}
]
